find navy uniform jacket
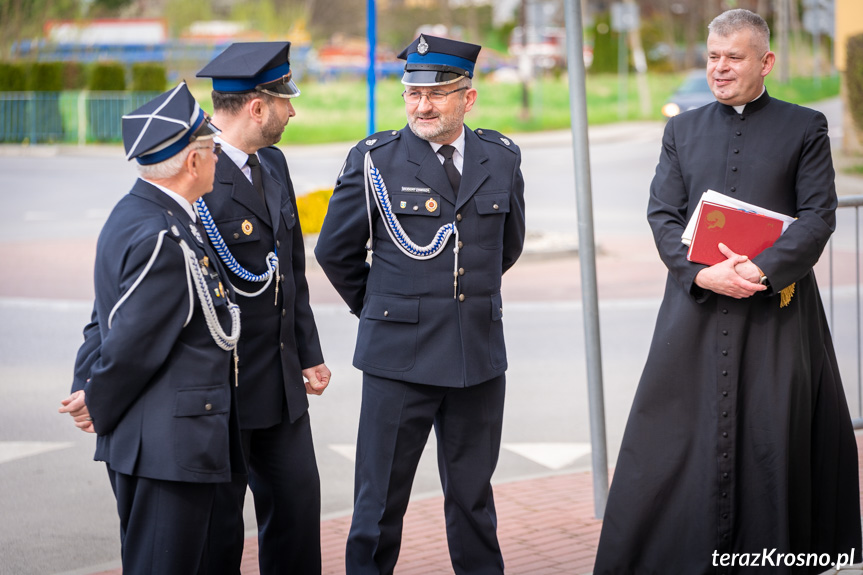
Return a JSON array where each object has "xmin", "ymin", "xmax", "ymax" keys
[
  {"xmin": 74, "ymin": 179, "xmax": 244, "ymax": 483},
  {"xmin": 203, "ymin": 145, "xmax": 324, "ymax": 427},
  {"xmin": 315, "ymin": 125, "xmax": 525, "ymax": 387}
]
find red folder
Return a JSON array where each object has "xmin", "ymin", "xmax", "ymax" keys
[{"xmin": 687, "ymin": 202, "xmax": 783, "ymax": 266}]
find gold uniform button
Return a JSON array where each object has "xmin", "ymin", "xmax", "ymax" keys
[
  {"xmin": 204, "ymin": 403, "xmax": 213, "ymax": 411},
  {"xmin": 280, "ymin": 342, "xmax": 284, "ymax": 350},
  {"xmin": 458, "ymin": 268, "xmax": 465, "ymax": 275},
  {"xmin": 457, "ymin": 241, "xmax": 463, "ymax": 249},
  {"xmin": 282, "ymin": 309, "xmax": 287, "ymax": 317},
  {"xmin": 384, "ymin": 310, "xmax": 389, "ymax": 317},
  {"xmin": 233, "ymin": 232, "xmax": 240, "ymax": 239},
  {"xmin": 456, "ymin": 213, "xmax": 462, "ymax": 221},
  {"xmin": 458, "ymin": 294, "xmax": 465, "ymax": 302},
  {"xmin": 477, "ymin": 129, "xmax": 484, "ymax": 135},
  {"xmin": 493, "ymin": 203, "xmax": 499, "ymax": 210},
  {"xmin": 276, "ymin": 240, "xmax": 281, "ymax": 248}
]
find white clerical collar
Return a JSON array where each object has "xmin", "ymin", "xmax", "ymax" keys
[
  {"xmin": 734, "ymin": 86, "xmax": 766, "ymax": 114},
  {"xmin": 145, "ymin": 180, "xmax": 197, "ymax": 222}
]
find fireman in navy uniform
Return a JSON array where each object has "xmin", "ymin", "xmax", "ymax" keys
[
  {"xmin": 195, "ymin": 42, "xmax": 330, "ymax": 574},
  {"xmin": 59, "ymin": 83, "xmax": 245, "ymax": 575},
  {"xmin": 315, "ymin": 35, "xmax": 526, "ymax": 575}
]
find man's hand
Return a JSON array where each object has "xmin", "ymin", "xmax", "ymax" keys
[
  {"xmin": 302, "ymin": 364, "xmax": 331, "ymax": 396},
  {"xmin": 694, "ymin": 243, "xmax": 767, "ymax": 299},
  {"xmin": 58, "ymin": 390, "xmax": 95, "ymax": 433}
]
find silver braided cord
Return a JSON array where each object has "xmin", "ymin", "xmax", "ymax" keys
[
  {"xmin": 364, "ymin": 151, "xmax": 458, "ymax": 260},
  {"xmin": 178, "ymin": 239, "xmax": 241, "ymax": 351},
  {"xmin": 106, "ymin": 229, "xmax": 240, "ymax": 352},
  {"xmin": 364, "ymin": 151, "xmax": 461, "ymax": 297},
  {"xmin": 195, "ymin": 198, "xmax": 279, "ymax": 298}
]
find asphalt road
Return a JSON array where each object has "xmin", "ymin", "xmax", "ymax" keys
[{"xmin": 1, "ymin": 99, "xmax": 861, "ymax": 574}]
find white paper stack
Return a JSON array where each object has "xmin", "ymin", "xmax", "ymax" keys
[{"xmin": 681, "ymin": 189, "xmax": 795, "ymax": 247}]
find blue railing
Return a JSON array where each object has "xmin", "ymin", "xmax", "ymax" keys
[{"xmin": 0, "ymin": 91, "xmax": 160, "ymax": 144}]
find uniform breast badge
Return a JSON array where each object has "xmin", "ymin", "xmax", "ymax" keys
[
  {"xmin": 400, "ymin": 201, "xmax": 407, "ymax": 209},
  {"xmin": 189, "ymin": 223, "xmax": 204, "ymax": 243},
  {"xmin": 241, "ymin": 220, "xmax": 254, "ymax": 236},
  {"xmin": 425, "ymin": 198, "xmax": 438, "ymax": 213}
]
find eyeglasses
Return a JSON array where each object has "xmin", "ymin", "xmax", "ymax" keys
[
  {"xmin": 402, "ymin": 86, "xmax": 468, "ymax": 105},
  {"xmin": 194, "ymin": 142, "xmax": 222, "ymax": 156}
]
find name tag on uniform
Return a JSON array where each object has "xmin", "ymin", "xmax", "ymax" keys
[{"xmin": 400, "ymin": 186, "xmax": 431, "ymax": 193}]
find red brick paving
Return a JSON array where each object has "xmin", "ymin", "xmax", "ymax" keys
[{"xmin": 88, "ymin": 433, "xmax": 863, "ymax": 575}]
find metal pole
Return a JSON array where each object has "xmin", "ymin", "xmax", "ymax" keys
[
  {"xmin": 617, "ymin": 28, "xmax": 627, "ymax": 120},
  {"xmin": 777, "ymin": 0, "xmax": 790, "ymax": 83},
  {"xmin": 813, "ymin": 27, "xmax": 821, "ymax": 88},
  {"xmin": 564, "ymin": 0, "xmax": 609, "ymax": 519},
  {"xmin": 78, "ymin": 90, "xmax": 87, "ymax": 146},
  {"xmin": 519, "ymin": 0, "xmax": 530, "ymax": 120},
  {"xmin": 367, "ymin": 0, "xmax": 376, "ymax": 136}
]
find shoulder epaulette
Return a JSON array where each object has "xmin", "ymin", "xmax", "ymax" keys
[
  {"xmin": 474, "ymin": 128, "xmax": 518, "ymax": 153},
  {"xmin": 358, "ymin": 130, "xmax": 401, "ymax": 151}
]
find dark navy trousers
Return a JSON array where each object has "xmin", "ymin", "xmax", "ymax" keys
[
  {"xmin": 346, "ymin": 373, "xmax": 506, "ymax": 575},
  {"xmin": 207, "ymin": 410, "xmax": 321, "ymax": 574},
  {"xmin": 109, "ymin": 468, "xmax": 216, "ymax": 575}
]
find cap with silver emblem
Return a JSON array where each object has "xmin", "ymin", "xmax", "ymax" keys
[{"xmin": 397, "ymin": 34, "xmax": 481, "ymax": 86}]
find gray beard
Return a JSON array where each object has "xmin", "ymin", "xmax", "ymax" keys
[{"xmin": 407, "ymin": 105, "xmax": 464, "ymax": 143}]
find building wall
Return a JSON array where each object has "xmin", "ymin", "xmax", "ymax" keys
[
  {"xmin": 835, "ymin": 0, "xmax": 863, "ymax": 71},
  {"xmin": 836, "ymin": 0, "xmax": 863, "ymax": 154}
]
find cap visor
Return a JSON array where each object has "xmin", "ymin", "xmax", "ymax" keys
[
  {"xmin": 190, "ymin": 117, "xmax": 221, "ymax": 141},
  {"xmin": 401, "ymin": 70, "xmax": 464, "ymax": 87},
  {"xmin": 257, "ymin": 77, "xmax": 301, "ymax": 98}
]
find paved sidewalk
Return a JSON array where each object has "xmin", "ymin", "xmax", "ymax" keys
[{"xmin": 88, "ymin": 432, "xmax": 863, "ymax": 575}]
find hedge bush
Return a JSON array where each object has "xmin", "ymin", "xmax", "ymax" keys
[
  {"xmin": 62, "ymin": 62, "xmax": 87, "ymax": 90},
  {"xmin": 0, "ymin": 62, "xmax": 27, "ymax": 91},
  {"xmin": 132, "ymin": 63, "xmax": 167, "ymax": 92},
  {"xmin": 88, "ymin": 62, "xmax": 126, "ymax": 91},
  {"xmin": 29, "ymin": 62, "xmax": 64, "ymax": 91},
  {"xmin": 848, "ymin": 33, "xmax": 863, "ymax": 135}
]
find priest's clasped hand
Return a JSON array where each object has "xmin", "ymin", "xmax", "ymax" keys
[{"xmin": 694, "ymin": 242, "xmax": 768, "ymax": 299}]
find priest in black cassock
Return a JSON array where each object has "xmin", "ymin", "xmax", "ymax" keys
[{"xmin": 594, "ymin": 9, "xmax": 862, "ymax": 574}]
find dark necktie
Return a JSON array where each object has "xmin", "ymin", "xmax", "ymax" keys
[
  {"xmin": 438, "ymin": 145, "xmax": 461, "ymax": 195},
  {"xmin": 246, "ymin": 153, "xmax": 266, "ymax": 205}
]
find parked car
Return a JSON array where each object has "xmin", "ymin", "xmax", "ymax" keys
[{"xmin": 661, "ymin": 70, "xmax": 715, "ymax": 119}]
